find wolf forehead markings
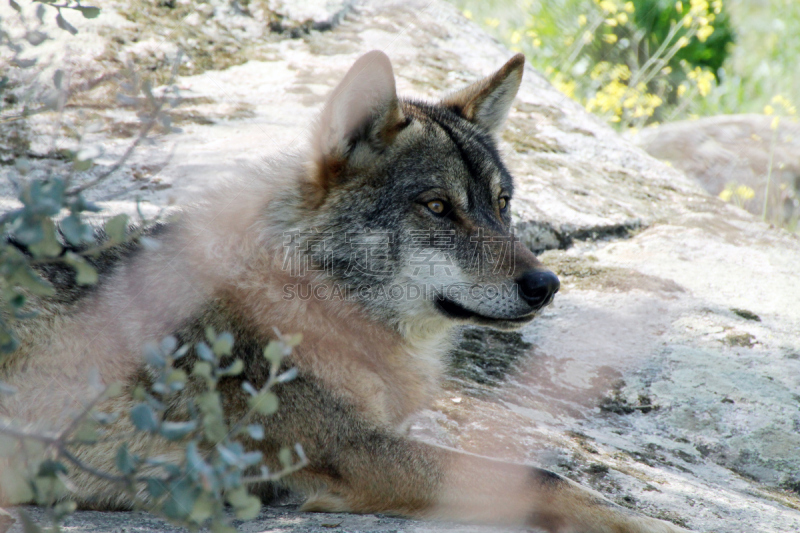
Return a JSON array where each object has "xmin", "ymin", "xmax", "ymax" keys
[{"xmin": 1, "ymin": 51, "xmax": 692, "ymax": 533}]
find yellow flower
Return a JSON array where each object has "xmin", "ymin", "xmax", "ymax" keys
[
  {"xmin": 772, "ymin": 95, "xmax": 798, "ymax": 115},
  {"xmin": 624, "ymin": 1, "xmax": 635, "ymax": 13},
  {"xmin": 677, "ymin": 83, "xmax": 687, "ymax": 97},
  {"xmin": 677, "ymin": 36, "xmax": 690, "ymax": 48},
  {"xmin": 463, "ymin": 9, "xmax": 473, "ymax": 20},
  {"xmin": 533, "ymin": 38, "xmax": 542, "ymax": 47},
  {"xmin": 511, "ymin": 30, "xmax": 521, "ymax": 44},
  {"xmin": 578, "ymin": 14, "xmax": 588, "ymax": 26},
  {"xmin": 771, "ymin": 116, "xmax": 781, "ymax": 130},
  {"xmin": 764, "ymin": 105, "xmax": 774, "ymax": 115},
  {"xmin": 605, "ymin": 18, "xmax": 618, "ymax": 26},
  {"xmin": 616, "ymin": 12, "xmax": 628, "ymax": 24},
  {"xmin": 676, "ymin": 1, "xmax": 683, "ymax": 12},
  {"xmin": 697, "ymin": 25, "xmax": 714, "ymax": 42},
  {"xmin": 695, "ymin": 69, "xmax": 714, "ymax": 97},
  {"xmin": 582, "ymin": 31, "xmax": 593, "ymax": 43},
  {"xmin": 735, "ymin": 185, "xmax": 755, "ymax": 201},
  {"xmin": 485, "ymin": 17, "xmax": 500, "ymax": 28},
  {"xmin": 719, "ymin": 189, "xmax": 733, "ymax": 202},
  {"xmin": 599, "ymin": 1, "xmax": 618, "ymax": 14},
  {"xmin": 603, "ymin": 33, "xmax": 618, "ymax": 44}
]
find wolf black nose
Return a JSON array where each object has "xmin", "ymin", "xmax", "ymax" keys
[{"xmin": 517, "ymin": 270, "xmax": 560, "ymax": 310}]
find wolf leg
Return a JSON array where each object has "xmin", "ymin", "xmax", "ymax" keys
[{"xmin": 247, "ymin": 377, "xmax": 690, "ymax": 533}]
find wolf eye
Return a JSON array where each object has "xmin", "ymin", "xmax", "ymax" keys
[
  {"xmin": 427, "ymin": 199, "xmax": 446, "ymax": 215},
  {"xmin": 498, "ymin": 196, "xmax": 510, "ymax": 212}
]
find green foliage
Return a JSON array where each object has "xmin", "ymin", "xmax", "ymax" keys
[
  {"xmin": 452, "ymin": 0, "xmax": 735, "ymax": 128},
  {"xmin": 0, "ymin": 2, "xmax": 182, "ymax": 355},
  {"xmin": 629, "ymin": 0, "xmax": 734, "ymax": 74},
  {"xmin": 0, "ymin": 5, "xmax": 307, "ymax": 531},
  {"xmin": 0, "ymin": 331, "xmax": 306, "ymax": 532}
]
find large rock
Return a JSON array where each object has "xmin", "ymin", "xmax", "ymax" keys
[
  {"xmin": 632, "ymin": 114, "xmax": 800, "ymax": 225},
  {"xmin": 2, "ymin": 1, "xmax": 800, "ymax": 532}
]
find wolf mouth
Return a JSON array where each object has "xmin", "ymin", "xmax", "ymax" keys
[{"xmin": 434, "ymin": 296, "xmax": 534, "ymax": 324}]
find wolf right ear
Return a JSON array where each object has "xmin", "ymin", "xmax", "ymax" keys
[
  {"xmin": 309, "ymin": 51, "xmax": 406, "ymax": 198},
  {"xmin": 441, "ymin": 54, "xmax": 525, "ymax": 132}
]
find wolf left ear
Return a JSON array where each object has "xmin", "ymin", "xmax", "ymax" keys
[
  {"xmin": 310, "ymin": 50, "xmax": 406, "ymax": 196},
  {"xmin": 441, "ymin": 53, "xmax": 525, "ymax": 132}
]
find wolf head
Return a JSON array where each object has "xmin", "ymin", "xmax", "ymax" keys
[{"xmin": 282, "ymin": 51, "xmax": 558, "ymax": 334}]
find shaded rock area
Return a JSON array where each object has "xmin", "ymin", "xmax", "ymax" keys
[
  {"xmin": 2, "ymin": 0, "xmax": 800, "ymax": 532},
  {"xmin": 447, "ymin": 327, "xmax": 532, "ymax": 393},
  {"xmin": 632, "ymin": 114, "xmax": 800, "ymax": 225}
]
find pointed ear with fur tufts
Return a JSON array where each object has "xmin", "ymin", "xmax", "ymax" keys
[
  {"xmin": 441, "ymin": 53, "xmax": 525, "ymax": 132},
  {"xmin": 309, "ymin": 50, "xmax": 407, "ymax": 198}
]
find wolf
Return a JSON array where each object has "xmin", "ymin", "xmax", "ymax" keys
[{"xmin": 1, "ymin": 51, "xmax": 689, "ymax": 532}]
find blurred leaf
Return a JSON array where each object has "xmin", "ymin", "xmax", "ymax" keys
[
  {"xmin": 278, "ymin": 447, "xmax": 293, "ymax": 469},
  {"xmin": 130, "ymin": 403, "xmax": 159, "ymax": 432},
  {"xmin": 162, "ymin": 478, "xmax": 198, "ymax": 520},
  {"xmin": 37, "ymin": 459, "xmax": 68, "ymax": 478},
  {"xmin": 219, "ymin": 359, "xmax": 243, "ymax": 377},
  {"xmin": 55, "ymin": 13, "xmax": 78, "ymax": 35},
  {"xmin": 8, "ymin": 263, "xmax": 54, "ymax": 297},
  {"xmin": 160, "ymin": 335, "xmax": 177, "ymax": 354},
  {"xmin": 189, "ymin": 491, "xmax": 214, "ymax": 523},
  {"xmin": 27, "ymin": 219, "xmax": 62, "ymax": 258},
  {"xmin": 33, "ymin": 473, "xmax": 68, "ymax": 504},
  {"xmin": 285, "ymin": 333, "xmax": 302, "ymax": 347},
  {"xmin": 0, "ymin": 463, "xmax": 34, "ymax": 504},
  {"xmin": 104, "ymin": 213, "xmax": 128, "ymax": 244},
  {"xmin": 160, "ymin": 421, "xmax": 197, "ymax": 441},
  {"xmin": 212, "ymin": 332, "xmax": 234, "ymax": 356},
  {"xmin": 234, "ymin": 493, "xmax": 260, "ymax": 520},
  {"xmin": 263, "ymin": 342, "xmax": 283, "ymax": 366},
  {"xmin": 196, "ymin": 342, "xmax": 215, "ymax": 362},
  {"xmin": 72, "ymin": 158, "xmax": 93, "ymax": 172},
  {"xmin": 166, "ymin": 368, "xmax": 187, "ymax": 387},
  {"xmin": 104, "ymin": 382, "xmax": 124, "ymax": 398},
  {"xmin": 192, "ymin": 361, "xmax": 212, "ymax": 381},
  {"xmin": 73, "ymin": 419, "xmax": 99, "ymax": 443},
  {"xmin": 53, "ymin": 500, "xmax": 77, "ymax": 522},
  {"xmin": 144, "ymin": 342, "xmax": 166, "ymax": 368},
  {"xmin": 245, "ymin": 424, "xmax": 264, "ymax": 440},
  {"xmin": 9, "ymin": 0, "xmax": 21, "ymax": 12},
  {"xmin": 146, "ymin": 478, "xmax": 168, "ymax": 499},
  {"xmin": 60, "ymin": 215, "xmax": 94, "ymax": 245},
  {"xmin": 197, "ymin": 392, "xmax": 226, "ymax": 443},
  {"xmin": 115, "ymin": 444, "xmax": 137, "ymax": 475},
  {"xmin": 248, "ymin": 391, "xmax": 278, "ymax": 416},
  {"xmin": 64, "ymin": 252, "xmax": 98, "ymax": 285},
  {"xmin": 53, "ymin": 70, "xmax": 64, "ymax": 90},
  {"xmin": 276, "ymin": 367, "xmax": 297, "ymax": 383}
]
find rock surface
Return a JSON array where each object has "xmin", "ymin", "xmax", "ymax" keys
[
  {"xmin": 632, "ymin": 114, "xmax": 800, "ymax": 224},
  {"xmin": 2, "ymin": 0, "xmax": 800, "ymax": 532}
]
